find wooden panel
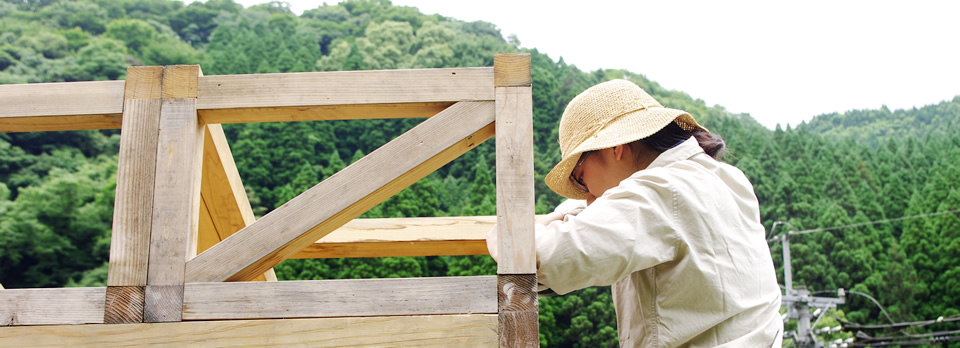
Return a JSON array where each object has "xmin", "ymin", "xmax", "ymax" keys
[
  {"xmin": 0, "ymin": 315, "xmax": 498, "ymax": 347},
  {"xmin": 107, "ymin": 68, "xmax": 164, "ymax": 287},
  {"xmin": 103, "ymin": 286, "xmax": 144, "ymax": 324},
  {"xmin": 1, "ymin": 287, "xmax": 106, "ymax": 326},
  {"xmin": 494, "ymin": 53, "xmax": 532, "ymax": 87},
  {"xmin": 196, "ymin": 68, "xmax": 494, "ymax": 111},
  {"xmin": 498, "ymin": 274, "xmax": 538, "ymax": 348},
  {"xmin": 185, "ymin": 101, "xmax": 495, "ymax": 283},
  {"xmin": 183, "ymin": 276, "xmax": 497, "ymax": 320},
  {"xmin": 294, "ymin": 216, "xmax": 496, "ymax": 259},
  {"xmin": 495, "ymin": 86, "xmax": 536, "ymax": 274},
  {"xmin": 0, "ymin": 80, "xmax": 124, "ymax": 133},
  {"xmin": 198, "ymin": 102, "xmax": 453, "ymax": 124}
]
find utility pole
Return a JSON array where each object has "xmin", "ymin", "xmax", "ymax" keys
[{"xmin": 780, "ymin": 232, "xmax": 846, "ymax": 348}]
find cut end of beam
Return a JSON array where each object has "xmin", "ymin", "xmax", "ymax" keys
[{"xmin": 494, "ymin": 54, "xmax": 531, "ymax": 87}]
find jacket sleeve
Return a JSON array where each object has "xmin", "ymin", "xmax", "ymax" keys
[{"xmin": 536, "ymin": 178, "xmax": 680, "ymax": 295}]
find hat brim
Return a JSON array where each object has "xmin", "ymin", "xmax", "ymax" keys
[{"xmin": 545, "ymin": 107, "xmax": 703, "ymax": 200}]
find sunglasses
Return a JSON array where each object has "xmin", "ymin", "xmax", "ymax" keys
[{"xmin": 569, "ymin": 151, "xmax": 592, "ymax": 193}]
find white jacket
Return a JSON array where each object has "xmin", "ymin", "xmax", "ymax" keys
[{"xmin": 536, "ymin": 138, "xmax": 783, "ymax": 347}]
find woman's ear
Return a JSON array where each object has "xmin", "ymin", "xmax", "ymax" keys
[{"xmin": 613, "ymin": 144, "xmax": 626, "ymax": 161}]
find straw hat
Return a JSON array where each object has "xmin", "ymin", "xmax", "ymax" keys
[{"xmin": 545, "ymin": 79, "xmax": 707, "ymax": 199}]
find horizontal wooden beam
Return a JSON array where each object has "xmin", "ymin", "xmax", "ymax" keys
[
  {"xmin": 0, "ymin": 315, "xmax": 497, "ymax": 347},
  {"xmin": 196, "ymin": 68, "xmax": 494, "ymax": 112},
  {"xmin": 183, "ymin": 276, "xmax": 496, "ymax": 320},
  {"xmin": 1, "ymin": 287, "xmax": 106, "ymax": 326},
  {"xmin": 185, "ymin": 101, "xmax": 495, "ymax": 282},
  {"xmin": 198, "ymin": 102, "xmax": 454, "ymax": 124},
  {"xmin": 293, "ymin": 216, "xmax": 503, "ymax": 259},
  {"xmin": 0, "ymin": 80, "xmax": 125, "ymax": 132}
]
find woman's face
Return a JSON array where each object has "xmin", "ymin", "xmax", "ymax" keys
[{"xmin": 572, "ymin": 146, "xmax": 642, "ymax": 205}]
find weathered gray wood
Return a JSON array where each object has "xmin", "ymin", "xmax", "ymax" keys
[
  {"xmin": 196, "ymin": 68, "xmax": 494, "ymax": 111},
  {"xmin": 182, "ymin": 276, "xmax": 497, "ymax": 320},
  {"xmin": 495, "ymin": 86, "xmax": 536, "ymax": 274},
  {"xmin": 1, "ymin": 287, "xmax": 106, "ymax": 326}
]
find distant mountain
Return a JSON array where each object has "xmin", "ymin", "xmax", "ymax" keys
[{"xmin": 799, "ymin": 96, "xmax": 960, "ymax": 146}]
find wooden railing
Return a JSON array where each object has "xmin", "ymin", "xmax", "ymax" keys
[{"xmin": 0, "ymin": 54, "xmax": 536, "ymax": 347}]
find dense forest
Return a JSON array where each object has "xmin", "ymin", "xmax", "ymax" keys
[{"xmin": 1, "ymin": 0, "xmax": 958, "ymax": 346}]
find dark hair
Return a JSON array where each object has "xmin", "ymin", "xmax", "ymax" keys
[{"xmin": 628, "ymin": 122, "xmax": 726, "ymax": 160}]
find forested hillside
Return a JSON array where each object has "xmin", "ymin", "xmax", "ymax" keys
[{"xmin": 1, "ymin": 0, "xmax": 958, "ymax": 346}]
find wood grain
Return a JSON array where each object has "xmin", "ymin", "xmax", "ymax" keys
[
  {"xmin": 495, "ymin": 86, "xmax": 536, "ymax": 274},
  {"xmin": 104, "ymin": 286, "xmax": 144, "ymax": 324},
  {"xmin": 107, "ymin": 69, "xmax": 164, "ymax": 287},
  {"xmin": 293, "ymin": 216, "xmax": 509, "ymax": 259},
  {"xmin": 196, "ymin": 68, "xmax": 494, "ymax": 111},
  {"xmin": 198, "ymin": 102, "xmax": 454, "ymax": 124},
  {"xmin": 0, "ymin": 80, "xmax": 124, "ymax": 133},
  {"xmin": 182, "ymin": 276, "xmax": 497, "ymax": 320},
  {"xmin": 185, "ymin": 101, "xmax": 495, "ymax": 283},
  {"xmin": 498, "ymin": 274, "xmax": 538, "ymax": 348},
  {"xmin": 146, "ymin": 99, "xmax": 203, "ymax": 287},
  {"xmin": 144, "ymin": 285, "xmax": 183, "ymax": 323},
  {"xmin": 0, "ymin": 315, "xmax": 498, "ymax": 347},
  {"xmin": 493, "ymin": 53, "xmax": 532, "ymax": 87},
  {"xmin": 1, "ymin": 287, "xmax": 106, "ymax": 326}
]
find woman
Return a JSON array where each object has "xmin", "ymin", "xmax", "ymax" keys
[{"xmin": 489, "ymin": 79, "xmax": 783, "ymax": 347}]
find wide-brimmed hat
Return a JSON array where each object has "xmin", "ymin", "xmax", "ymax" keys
[{"xmin": 545, "ymin": 79, "xmax": 708, "ymax": 199}]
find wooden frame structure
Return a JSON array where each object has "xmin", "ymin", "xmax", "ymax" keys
[{"xmin": 0, "ymin": 54, "xmax": 537, "ymax": 347}]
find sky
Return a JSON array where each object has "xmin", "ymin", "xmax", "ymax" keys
[{"xmin": 230, "ymin": 0, "xmax": 960, "ymax": 129}]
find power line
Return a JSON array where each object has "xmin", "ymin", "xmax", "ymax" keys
[{"xmin": 767, "ymin": 209, "xmax": 960, "ymax": 242}]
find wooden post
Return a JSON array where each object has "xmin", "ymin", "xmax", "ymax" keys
[
  {"xmin": 104, "ymin": 66, "xmax": 163, "ymax": 324},
  {"xmin": 144, "ymin": 65, "xmax": 204, "ymax": 322},
  {"xmin": 494, "ymin": 53, "xmax": 538, "ymax": 347}
]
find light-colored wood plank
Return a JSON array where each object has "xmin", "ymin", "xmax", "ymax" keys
[
  {"xmin": 197, "ymin": 124, "xmax": 274, "ymax": 281},
  {"xmin": 198, "ymin": 124, "xmax": 254, "ymax": 249},
  {"xmin": 1, "ymin": 287, "xmax": 106, "ymax": 326},
  {"xmin": 147, "ymin": 99, "xmax": 203, "ymax": 286},
  {"xmin": 0, "ymin": 315, "xmax": 498, "ymax": 347},
  {"xmin": 183, "ymin": 276, "xmax": 497, "ymax": 320},
  {"xmin": 196, "ymin": 68, "xmax": 494, "ymax": 111},
  {"xmin": 185, "ymin": 101, "xmax": 495, "ymax": 282},
  {"xmin": 107, "ymin": 69, "xmax": 164, "ymax": 287},
  {"xmin": 145, "ymin": 94, "xmax": 203, "ymax": 322},
  {"xmin": 0, "ymin": 115, "xmax": 122, "ymax": 133},
  {"xmin": 198, "ymin": 102, "xmax": 454, "ymax": 124},
  {"xmin": 294, "ymin": 216, "xmax": 500, "ymax": 259},
  {"xmin": 0, "ymin": 80, "xmax": 124, "ymax": 133},
  {"xmin": 495, "ymin": 86, "xmax": 536, "ymax": 274},
  {"xmin": 103, "ymin": 286, "xmax": 144, "ymax": 324},
  {"xmin": 494, "ymin": 53, "xmax": 532, "ymax": 87}
]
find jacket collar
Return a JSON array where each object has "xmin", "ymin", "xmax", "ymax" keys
[{"xmin": 645, "ymin": 137, "xmax": 704, "ymax": 170}]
